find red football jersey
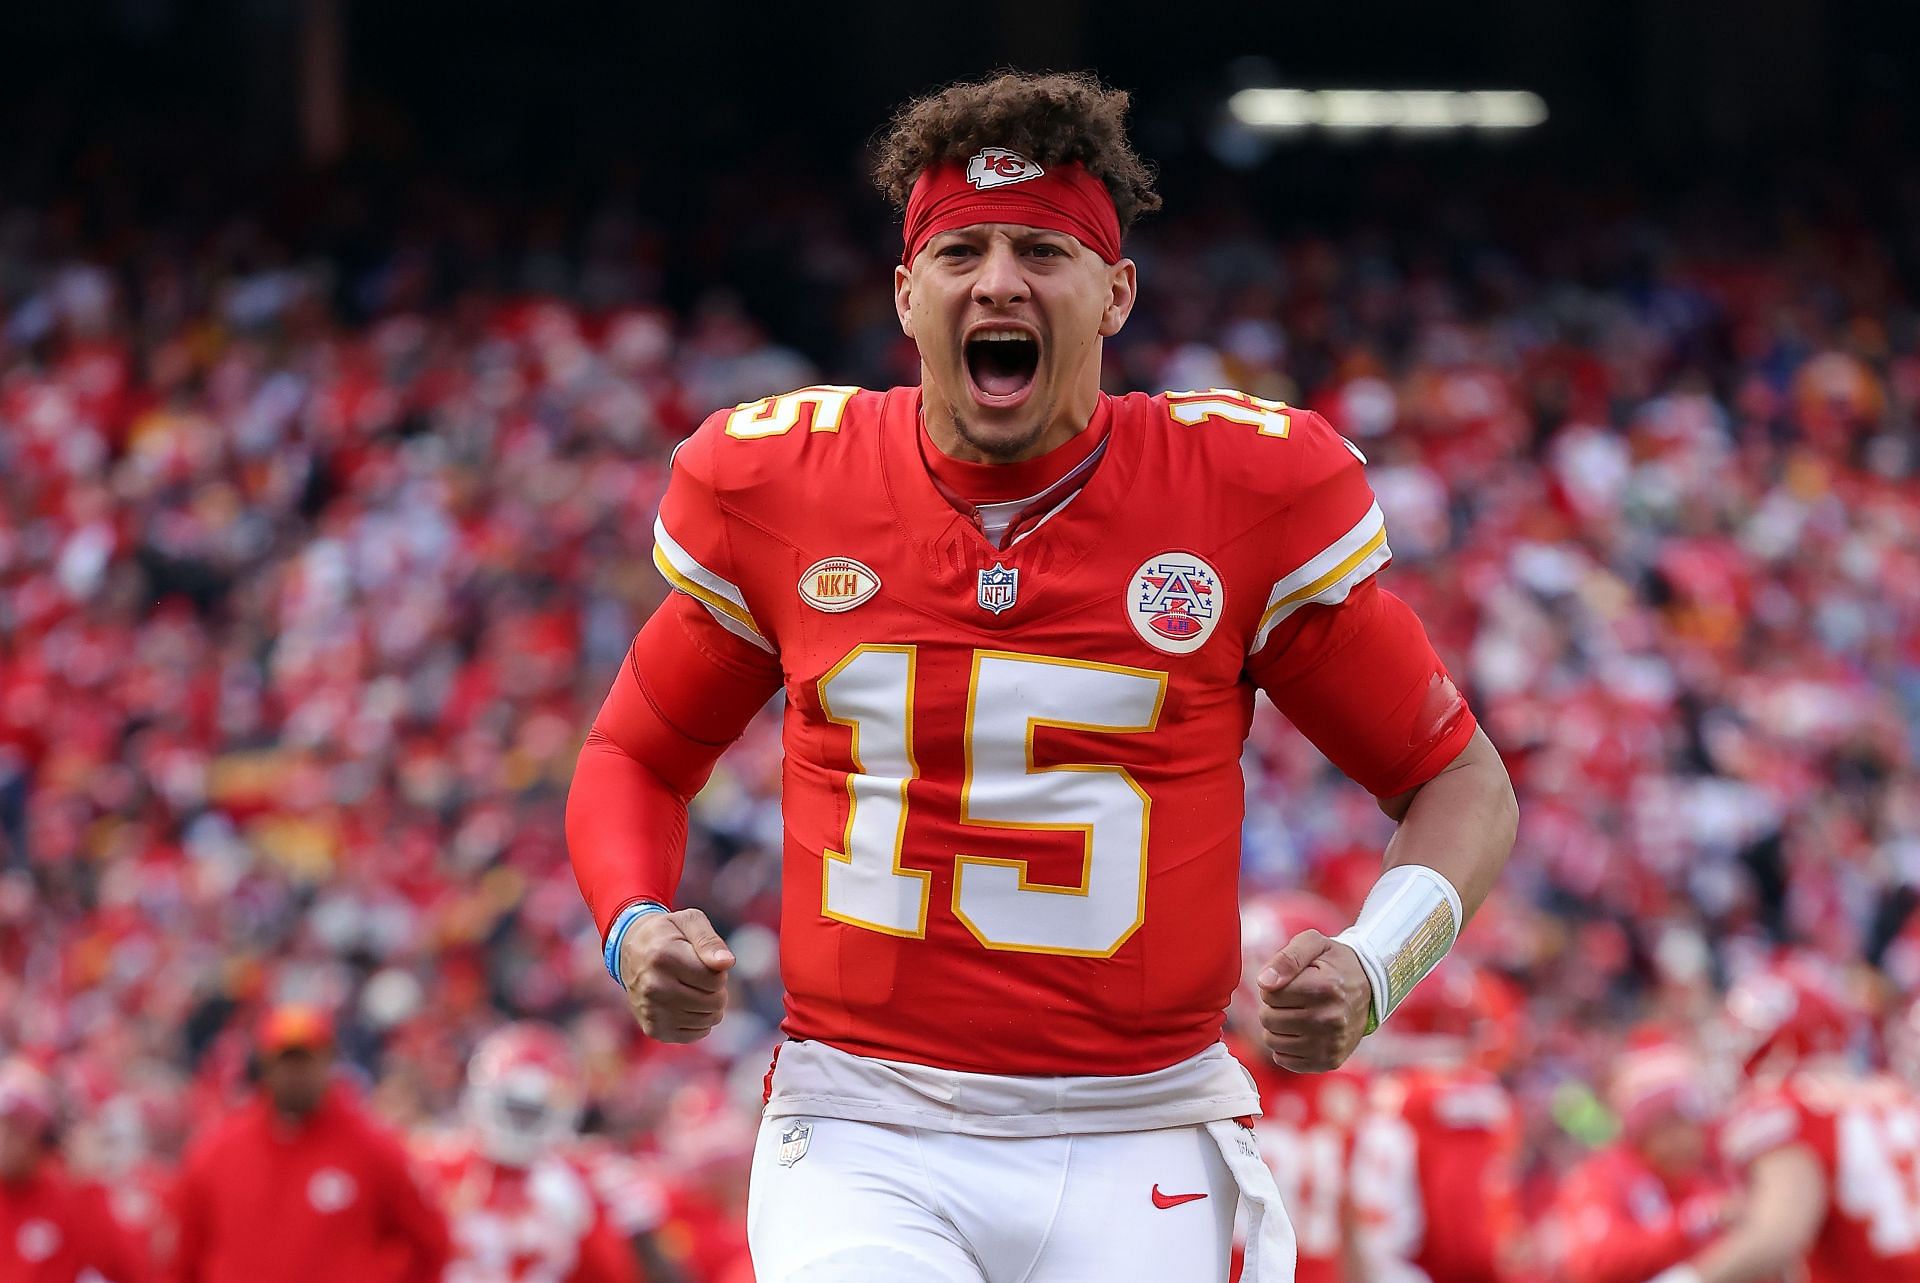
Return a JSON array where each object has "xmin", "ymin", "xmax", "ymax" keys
[
  {"xmin": 634, "ymin": 384, "xmax": 1473, "ymax": 1076},
  {"xmin": 1350, "ymin": 1067, "xmax": 1521, "ymax": 1283},
  {"xmin": 1722, "ymin": 1070, "xmax": 1920, "ymax": 1283},
  {"xmin": 0, "ymin": 1160, "xmax": 150, "ymax": 1283},
  {"xmin": 1546, "ymin": 1143, "xmax": 1731, "ymax": 1283},
  {"xmin": 417, "ymin": 1140, "xmax": 638, "ymax": 1283},
  {"xmin": 1233, "ymin": 1044, "xmax": 1369, "ymax": 1283}
]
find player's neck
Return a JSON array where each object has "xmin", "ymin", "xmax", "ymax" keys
[{"xmin": 916, "ymin": 399, "xmax": 1110, "ymax": 505}]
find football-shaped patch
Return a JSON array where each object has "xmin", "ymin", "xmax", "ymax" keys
[
  {"xmin": 798, "ymin": 557, "xmax": 881, "ymax": 613},
  {"xmin": 1127, "ymin": 553, "xmax": 1223, "ymax": 655}
]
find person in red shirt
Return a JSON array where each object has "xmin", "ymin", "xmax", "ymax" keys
[
  {"xmin": 1230, "ymin": 892, "xmax": 1369, "ymax": 1283},
  {"xmin": 170, "ymin": 1005, "xmax": 450, "ymax": 1283},
  {"xmin": 567, "ymin": 68, "xmax": 1518, "ymax": 1283},
  {"xmin": 65, "ymin": 1091, "xmax": 177, "ymax": 1271},
  {"xmin": 1548, "ymin": 1043, "xmax": 1732, "ymax": 1283},
  {"xmin": 1649, "ymin": 955, "xmax": 1920, "ymax": 1283},
  {"xmin": 1350, "ymin": 961, "xmax": 1525, "ymax": 1283},
  {"xmin": 0, "ymin": 1058, "xmax": 149, "ymax": 1283},
  {"xmin": 415, "ymin": 1023, "xmax": 636, "ymax": 1283}
]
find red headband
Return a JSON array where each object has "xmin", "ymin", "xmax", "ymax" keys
[{"xmin": 902, "ymin": 149, "xmax": 1122, "ymax": 266}]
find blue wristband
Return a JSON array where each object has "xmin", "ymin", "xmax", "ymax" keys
[{"xmin": 603, "ymin": 901, "xmax": 669, "ymax": 986}]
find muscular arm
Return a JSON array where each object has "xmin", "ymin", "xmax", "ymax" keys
[
  {"xmin": 1661, "ymin": 1145, "xmax": 1825, "ymax": 1283},
  {"xmin": 566, "ymin": 592, "xmax": 782, "ymax": 935},
  {"xmin": 1375, "ymin": 726, "xmax": 1515, "ymax": 922},
  {"xmin": 1250, "ymin": 580, "xmax": 1515, "ymax": 1069},
  {"xmin": 1255, "ymin": 579, "xmax": 1515, "ymax": 922}
]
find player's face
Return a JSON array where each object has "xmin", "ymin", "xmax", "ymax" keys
[
  {"xmin": 896, "ymin": 223, "xmax": 1136, "ymax": 464},
  {"xmin": 260, "ymin": 1046, "xmax": 333, "ymax": 1119},
  {"xmin": 0, "ymin": 1117, "xmax": 40, "ymax": 1180},
  {"xmin": 1638, "ymin": 1115, "xmax": 1708, "ymax": 1176}
]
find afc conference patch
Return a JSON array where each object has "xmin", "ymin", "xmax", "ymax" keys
[
  {"xmin": 1127, "ymin": 553, "xmax": 1222, "ymax": 654},
  {"xmin": 777, "ymin": 1120, "xmax": 813, "ymax": 1167},
  {"xmin": 977, "ymin": 564, "xmax": 1019, "ymax": 615}
]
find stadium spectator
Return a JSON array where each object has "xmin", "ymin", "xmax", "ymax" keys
[
  {"xmin": 0, "ymin": 1058, "xmax": 149, "ymax": 1283},
  {"xmin": 169, "ymin": 1005, "xmax": 450, "ymax": 1283}
]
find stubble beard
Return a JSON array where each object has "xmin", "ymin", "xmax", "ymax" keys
[{"xmin": 950, "ymin": 396, "xmax": 1055, "ymax": 464}]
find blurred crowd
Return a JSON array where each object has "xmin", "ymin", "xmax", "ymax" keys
[{"xmin": 1, "ymin": 156, "xmax": 1918, "ymax": 1282}]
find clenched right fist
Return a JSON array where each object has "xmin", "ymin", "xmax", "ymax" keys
[{"xmin": 618, "ymin": 907, "xmax": 736, "ymax": 1043}]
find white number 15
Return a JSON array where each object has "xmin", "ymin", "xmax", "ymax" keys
[{"xmin": 817, "ymin": 647, "xmax": 1167, "ymax": 957}]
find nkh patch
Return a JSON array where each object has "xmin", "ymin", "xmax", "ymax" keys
[
  {"xmin": 977, "ymin": 564, "xmax": 1019, "ymax": 615},
  {"xmin": 1127, "ymin": 553, "xmax": 1223, "ymax": 655},
  {"xmin": 778, "ymin": 1120, "xmax": 813, "ymax": 1167},
  {"xmin": 966, "ymin": 148, "xmax": 1045, "ymax": 190},
  {"xmin": 798, "ymin": 556, "xmax": 880, "ymax": 613}
]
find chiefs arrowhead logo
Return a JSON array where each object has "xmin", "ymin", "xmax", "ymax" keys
[{"xmin": 966, "ymin": 148, "xmax": 1045, "ymax": 190}]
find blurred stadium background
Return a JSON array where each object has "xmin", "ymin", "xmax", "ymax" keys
[{"xmin": 3, "ymin": 1, "xmax": 1919, "ymax": 1279}]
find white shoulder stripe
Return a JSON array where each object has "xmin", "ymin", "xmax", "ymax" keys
[
  {"xmin": 651, "ymin": 516, "xmax": 773, "ymax": 651},
  {"xmin": 689, "ymin": 598, "xmax": 776, "ymax": 652},
  {"xmin": 1250, "ymin": 502, "xmax": 1392, "ymax": 653}
]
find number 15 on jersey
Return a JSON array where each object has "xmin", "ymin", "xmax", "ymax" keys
[{"xmin": 817, "ymin": 646, "xmax": 1168, "ymax": 959}]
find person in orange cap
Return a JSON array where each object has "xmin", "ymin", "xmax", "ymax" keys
[{"xmin": 169, "ymin": 1004, "xmax": 450, "ymax": 1283}]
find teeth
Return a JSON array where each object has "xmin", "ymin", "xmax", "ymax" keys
[{"xmin": 971, "ymin": 330, "xmax": 1033, "ymax": 342}]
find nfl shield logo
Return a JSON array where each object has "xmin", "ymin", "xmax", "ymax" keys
[
  {"xmin": 977, "ymin": 564, "xmax": 1019, "ymax": 614},
  {"xmin": 778, "ymin": 1121, "xmax": 812, "ymax": 1167}
]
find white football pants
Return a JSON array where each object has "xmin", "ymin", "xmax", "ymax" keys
[{"xmin": 748, "ymin": 1115, "xmax": 1240, "ymax": 1282}]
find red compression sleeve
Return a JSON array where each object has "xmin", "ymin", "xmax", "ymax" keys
[
  {"xmin": 1249, "ymin": 578, "xmax": 1477, "ymax": 799},
  {"xmin": 566, "ymin": 591, "xmax": 783, "ymax": 938}
]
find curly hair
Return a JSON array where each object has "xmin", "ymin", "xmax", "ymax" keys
[{"xmin": 871, "ymin": 70, "xmax": 1162, "ymax": 230}]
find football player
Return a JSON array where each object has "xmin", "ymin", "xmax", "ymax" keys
[
  {"xmin": 1349, "ymin": 960, "xmax": 1525, "ymax": 1283},
  {"xmin": 1546, "ymin": 1042, "xmax": 1733, "ymax": 1283},
  {"xmin": 417, "ymin": 1023, "xmax": 639, "ymax": 1283},
  {"xmin": 1648, "ymin": 955, "xmax": 1920, "ymax": 1283},
  {"xmin": 1230, "ymin": 893, "xmax": 1369, "ymax": 1283},
  {"xmin": 568, "ymin": 69, "xmax": 1518, "ymax": 1282}
]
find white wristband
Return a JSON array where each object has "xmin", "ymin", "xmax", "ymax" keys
[{"xmin": 1333, "ymin": 864, "xmax": 1463, "ymax": 1033}]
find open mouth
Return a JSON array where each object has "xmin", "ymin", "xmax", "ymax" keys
[{"xmin": 964, "ymin": 328, "xmax": 1041, "ymax": 407}]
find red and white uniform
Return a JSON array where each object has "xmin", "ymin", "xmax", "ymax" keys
[
  {"xmin": 418, "ymin": 1140, "xmax": 638, "ymax": 1283},
  {"xmin": 88, "ymin": 1162, "xmax": 174, "ymax": 1270},
  {"xmin": 0, "ymin": 1161, "xmax": 149, "ymax": 1283},
  {"xmin": 570, "ymin": 384, "xmax": 1477, "ymax": 1282},
  {"xmin": 574, "ymin": 1139, "xmax": 668, "ymax": 1246},
  {"xmin": 572, "ymin": 384, "xmax": 1474, "ymax": 1076},
  {"xmin": 1351, "ymin": 1067, "xmax": 1521, "ymax": 1283},
  {"xmin": 1547, "ymin": 1143, "xmax": 1730, "ymax": 1283},
  {"xmin": 1721, "ymin": 1070, "xmax": 1920, "ymax": 1283},
  {"xmin": 1235, "ymin": 1050, "xmax": 1368, "ymax": 1283}
]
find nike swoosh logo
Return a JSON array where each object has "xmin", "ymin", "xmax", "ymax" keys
[{"xmin": 1151, "ymin": 1185, "xmax": 1208, "ymax": 1209}]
